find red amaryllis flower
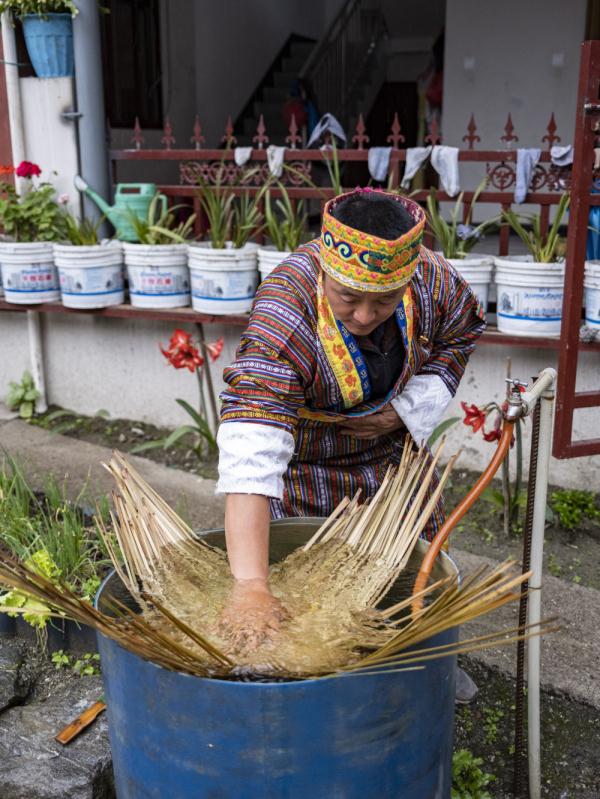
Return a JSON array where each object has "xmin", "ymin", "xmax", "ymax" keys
[
  {"xmin": 161, "ymin": 328, "xmax": 204, "ymax": 372},
  {"xmin": 461, "ymin": 401, "xmax": 486, "ymax": 433},
  {"xmin": 205, "ymin": 336, "xmax": 224, "ymax": 362},
  {"xmin": 15, "ymin": 161, "xmax": 41, "ymax": 179},
  {"xmin": 483, "ymin": 414, "xmax": 502, "ymax": 442}
]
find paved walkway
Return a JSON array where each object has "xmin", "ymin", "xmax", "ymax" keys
[{"xmin": 1, "ymin": 417, "xmax": 598, "ymax": 710}]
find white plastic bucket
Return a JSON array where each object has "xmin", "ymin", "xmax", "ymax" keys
[
  {"xmin": 257, "ymin": 247, "xmax": 291, "ymax": 282},
  {"xmin": 0, "ymin": 241, "xmax": 59, "ymax": 303},
  {"xmin": 494, "ymin": 256, "xmax": 565, "ymax": 337},
  {"xmin": 188, "ymin": 242, "xmax": 259, "ymax": 314},
  {"xmin": 446, "ymin": 255, "xmax": 494, "ymax": 313},
  {"xmin": 54, "ymin": 242, "xmax": 124, "ymax": 309},
  {"xmin": 123, "ymin": 243, "xmax": 190, "ymax": 308},
  {"xmin": 584, "ymin": 261, "xmax": 600, "ymax": 327}
]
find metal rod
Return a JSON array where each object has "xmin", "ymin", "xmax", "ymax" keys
[
  {"xmin": 513, "ymin": 395, "xmax": 541, "ymax": 797},
  {"xmin": 527, "ymin": 378, "xmax": 556, "ymax": 799}
]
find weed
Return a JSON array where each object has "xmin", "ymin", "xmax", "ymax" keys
[
  {"xmin": 547, "ymin": 552, "xmax": 562, "ymax": 577},
  {"xmin": 550, "ymin": 489, "xmax": 600, "ymax": 531},
  {"xmin": 5, "ymin": 370, "xmax": 40, "ymax": 419},
  {"xmin": 51, "ymin": 649, "xmax": 101, "ymax": 676},
  {"xmin": 483, "ymin": 706, "xmax": 504, "ymax": 744},
  {"xmin": 451, "ymin": 748, "xmax": 495, "ymax": 798}
]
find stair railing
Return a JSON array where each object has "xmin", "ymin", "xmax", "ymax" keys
[{"xmin": 300, "ymin": 0, "xmax": 387, "ymax": 128}]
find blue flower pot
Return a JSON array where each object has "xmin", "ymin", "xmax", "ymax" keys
[{"xmin": 22, "ymin": 13, "xmax": 74, "ymax": 78}]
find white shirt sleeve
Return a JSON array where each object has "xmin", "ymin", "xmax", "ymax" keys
[
  {"xmin": 391, "ymin": 374, "xmax": 453, "ymax": 447},
  {"xmin": 215, "ymin": 422, "xmax": 295, "ymax": 499}
]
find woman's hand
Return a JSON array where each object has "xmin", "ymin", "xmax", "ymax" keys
[
  {"xmin": 219, "ymin": 578, "xmax": 288, "ymax": 651},
  {"xmin": 338, "ymin": 403, "xmax": 405, "ymax": 439}
]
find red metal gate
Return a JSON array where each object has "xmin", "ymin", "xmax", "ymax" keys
[{"xmin": 554, "ymin": 40, "xmax": 600, "ymax": 458}]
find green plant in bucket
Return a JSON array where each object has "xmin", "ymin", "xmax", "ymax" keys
[
  {"xmin": 264, "ymin": 184, "xmax": 308, "ymax": 252},
  {"xmin": 502, "ymin": 192, "xmax": 569, "ymax": 263},
  {"xmin": 129, "ymin": 193, "xmax": 196, "ymax": 245},
  {"xmin": 0, "ymin": 162, "xmax": 69, "ymax": 242},
  {"xmin": 425, "ymin": 178, "xmax": 497, "ymax": 259},
  {"xmin": 63, "ymin": 213, "xmax": 105, "ymax": 245}
]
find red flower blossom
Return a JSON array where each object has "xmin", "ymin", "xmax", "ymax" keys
[
  {"xmin": 461, "ymin": 401, "xmax": 486, "ymax": 433},
  {"xmin": 205, "ymin": 336, "xmax": 224, "ymax": 362},
  {"xmin": 15, "ymin": 161, "xmax": 41, "ymax": 179},
  {"xmin": 0, "ymin": 165, "xmax": 14, "ymax": 175},
  {"xmin": 161, "ymin": 328, "xmax": 204, "ymax": 372},
  {"xmin": 483, "ymin": 414, "xmax": 502, "ymax": 442}
]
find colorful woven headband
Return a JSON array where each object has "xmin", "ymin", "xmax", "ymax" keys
[{"xmin": 319, "ymin": 188, "xmax": 425, "ymax": 292}]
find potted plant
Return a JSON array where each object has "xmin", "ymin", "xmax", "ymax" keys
[
  {"xmin": 0, "ymin": 0, "xmax": 79, "ymax": 78},
  {"xmin": 257, "ymin": 184, "xmax": 308, "ymax": 281},
  {"xmin": 0, "ymin": 161, "xmax": 68, "ymax": 304},
  {"xmin": 188, "ymin": 171, "xmax": 263, "ymax": 314},
  {"xmin": 497, "ymin": 193, "xmax": 569, "ymax": 337},
  {"xmin": 122, "ymin": 194, "xmax": 195, "ymax": 309},
  {"xmin": 426, "ymin": 178, "xmax": 497, "ymax": 313},
  {"xmin": 53, "ymin": 213, "xmax": 124, "ymax": 309}
]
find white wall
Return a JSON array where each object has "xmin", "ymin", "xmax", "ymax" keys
[
  {"xmin": 1, "ymin": 310, "xmax": 599, "ymax": 491},
  {"xmin": 443, "ymin": 0, "xmax": 587, "ymax": 154},
  {"xmin": 20, "ymin": 77, "xmax": 80, "ymax": 216}
]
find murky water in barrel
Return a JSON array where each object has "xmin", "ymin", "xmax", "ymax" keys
[{"xmin": 116, "ymin": 524, "xmax": 450, "ymax": 680}]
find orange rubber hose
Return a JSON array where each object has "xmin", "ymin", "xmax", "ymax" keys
[{"xmin": 411, "ymin": 420, "xmax": 516, "ymax": 614}]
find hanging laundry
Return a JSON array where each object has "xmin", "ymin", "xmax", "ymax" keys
[
  {"xmin": 514, "ymin": 148, "xmax": 541, "ymax": 203},
  {"xmin": 234, "ymin": 147, "xmax": 253, "ymax": 167},
  {"xmin": 400, "ymin": 146, "xmax": 432, "ymax": 189},
  {"xmin": 431, "ymin": 146, "xmax": 460, "ymax": 197},
  {"xmin": 367, "ymin": 147, "xmax": 392, "ymax": 182},
  {"xmin": 266, "ymin": 145, "xmax": 286, "ymax": 178}
]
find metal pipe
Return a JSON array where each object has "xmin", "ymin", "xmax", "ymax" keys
[
  {"xmin": 527, "ymin": 379, "xmax": 556, "ymax": 799},
  {"xmin": 411, "ymin": 419, "xmax": 515, "ymax": 611},
  {"xmin": 2, "ymin": 12, "xmax": 48, "ymax": 413},
  {"xmin": 27, "ymin": 311, "xmax": 48, "ymax": 413},
  {"xmin": 72, "ymin": 0, "xmax": 110, "ymax": 227},
  {"xmin": 1, "ymin": 11, "xmax": 25, "ymax": 179}
]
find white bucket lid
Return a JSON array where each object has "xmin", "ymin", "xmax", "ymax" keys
[
  {"xmin": 54, "ymin": 241, "xmax": 123, "ymax": 267},
  {"xmin": 0, "ymin": 240, "xmax": 54, "ymax": 260},
  {"xmin": 123, "ymin": 242, "xmax": 188, "ymax": 266},
  {"xmin": 188, "ymin": 241, "xmax": 258, "ymax": 269}
]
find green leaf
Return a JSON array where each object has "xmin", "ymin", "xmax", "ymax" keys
[
  {"xmin": 19, "ymin": 401, "xmax": 34, "ymax": 419},
  {"xmin": 428, "ymin": 416, "xmax": 461, "ymax": 446},
  {"xmin": 163, "ymin": 425, "xmax": 198, "ymax": 449},
  {"xmin": 481, "ymin": 487, "xmax": 505, "ymax": 508},
  {"xmin": 44, "ymin": 408, "xmax": 77, "ymax": 422},
  {"xmin": 129, "ymin": 438, "xmax": 167, "ymax": 454},
  {"xmin": 24, "ymin": 388, "xmax": 40, "ymax": 401}
]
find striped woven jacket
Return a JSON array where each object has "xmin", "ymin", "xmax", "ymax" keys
[{"xmin": 219, "ymin": 241, "xmax": 485, "ymax": 537}]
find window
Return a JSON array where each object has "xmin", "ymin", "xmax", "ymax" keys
[{"xmin": 100, "ymin": 0, "xmax": 163, "ymax": 129}]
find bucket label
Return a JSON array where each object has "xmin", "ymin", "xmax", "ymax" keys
[
  {"xmin": 59, "ymin": 265, "xmax": 124, "ymax": 295},
  {"xmin": 0, "ymin": 262, "xmax": 59, "ymax": 292},
  {"xmin": 585, "ymin": 286, "xmax": 600, "ymax": 326},
  {"xmin": 191, "ymin": 269, "xmax": 258, "ymax": 300},
  {"xmin": 497, "ymin": 287, "xmax": 563, "ymax": 320},
  {"xmin": 128, "ymin": 266, "xmax": 190, "ymax": 296}
]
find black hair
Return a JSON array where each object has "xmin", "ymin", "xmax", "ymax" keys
[{"xmin": 331, "ymin": 193, "xmax": 414, "ymax": 240}]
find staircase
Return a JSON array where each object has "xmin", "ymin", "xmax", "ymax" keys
[
  {"xmin": 236, "ymin": 37, "xmax": 316, "ymax": 146},
  {"xmin": 235, "ymin": 0, "xmax": 388, "ymax": 147}
]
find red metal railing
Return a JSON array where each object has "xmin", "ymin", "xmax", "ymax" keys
[
  {"xmin": 554, "ymin": 40, "xmax": 600, "ymax": 459},
  {"xmin": 110, "ymin": 110, "xmax": 571, "ymax": 251}
]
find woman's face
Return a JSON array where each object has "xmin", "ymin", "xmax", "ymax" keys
[{"xmin": 323, "ymin": 273, "xmax": 406, "ymax": 336}]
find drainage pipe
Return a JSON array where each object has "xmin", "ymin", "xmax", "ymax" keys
[
  {"xmin": 2, "ymin": 13, "xmax": 48, "ymax": 412},
  {"xmin": 526, "ymin": 370, "xmax": 556, "ymax": 799},
  {"xmin": 72, "ymin": 0, "xmax": 110, "ymax": 228}
]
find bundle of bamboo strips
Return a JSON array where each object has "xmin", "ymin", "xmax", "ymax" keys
[{"xmin": 0, "ymin": 447, "xmax": 557, "ymax": 679}]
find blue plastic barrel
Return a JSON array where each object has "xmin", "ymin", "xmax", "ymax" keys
[
  {"xmin": 96, "ymin": 520, "xmax": 459, "ymax": 799},
  {"xmin": 22, "ymin": 14, "xmax": 74, "ymax": 78}
]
